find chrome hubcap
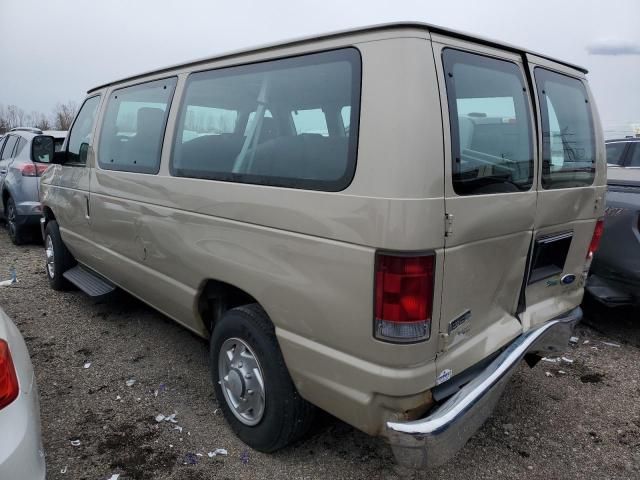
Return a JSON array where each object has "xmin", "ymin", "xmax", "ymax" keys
[
  {"xmin": 218, "ymin": 337, "xmax": 265, "ymax": 426},
  {"xmin": 45, "ymin": 236, "xmax": 55, "ymax": 278}
]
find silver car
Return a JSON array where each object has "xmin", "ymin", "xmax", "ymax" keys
[
  {"xmin": 0, "ymin": 128, "xmax": 66, "ymax": 244},
  {"xmin": 0, "ymin": 306, "xmax": 46, "ymax": 479}
]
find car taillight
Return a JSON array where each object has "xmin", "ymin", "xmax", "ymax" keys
[
  {"xmin": 20, "ymin": 163, "xmax": 49, "ymax": 177},
  {"xmin": 374, "ymin": 252, "xmax": 434, "ymax": 343},
  {"xmin": 587, "ymin": 218, "xmax": 604, "ymax": 260},
  {"xmin": 0, "ymin": 340, "xmax": 19, "ymax": 410}
]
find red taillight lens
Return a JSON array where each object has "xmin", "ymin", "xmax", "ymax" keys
[
  {"xmin": 20, "ymin": 163, "xmax": 49, "ymax": 177},
  {"xmin": 0, "ymin": 340, "xmax": 19, "ymax": 410},
  {"xmin": 587, "ymin": 219, "xmax": 604, "ymax": 260},
  {"xmin": 374, "ymin": 253, "xmax": 434, "ymax": 343}
]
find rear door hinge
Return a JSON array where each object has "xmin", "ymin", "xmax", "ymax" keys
[
  {"xmin": 444, "ymin": 213, "xmax": 454, "ymax": 237},
  {"xmin": 438, "ymin": 332, "xmax": 451, "ymax": 352}
]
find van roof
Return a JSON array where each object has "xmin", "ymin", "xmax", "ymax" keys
[{"xmin": 87, "ymin": 21, "xmax": 588, "ymax": 93}]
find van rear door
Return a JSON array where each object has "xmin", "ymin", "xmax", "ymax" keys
[
  {"xmin": 430, "ymin": 37, "xmax": 537, "ymax": 377},
  {"xmin": 521, "ymin": 55, "xmax": 606, "ymax": 330}
]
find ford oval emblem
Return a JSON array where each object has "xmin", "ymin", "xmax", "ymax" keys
[{"xmin": 561, "ymin": 274, "xmax": 576, "ymax": 285}]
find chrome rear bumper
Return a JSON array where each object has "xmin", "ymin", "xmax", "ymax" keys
[{"xmin": 386, "ymin": 307, "xmax": 582, "ymax": 469}]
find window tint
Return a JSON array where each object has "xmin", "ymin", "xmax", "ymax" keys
[
  {"xmin": 1, "ymin": 136, "xmax": 18, "ymax": 160},
  {"xmin": 99, "ymin": 78, "xmax": 177, "ymax": 174},
  {"xmin": 341, "ymin": 106, "xmax": 351, "ymax": 134},
  {"xmin": 605, "ymin": 142, "xmax": 627, "ymax": 166},
  {"xmin": 292, "ymin": 109, "xmax": 328, "ymax": 136},
  {"xmin": 68, "ymin": 96, "xmax": 101, "ymax": 164},
  {"xmin": 629, "ymin": 144, "xmax": 640, "ymax": 167},
  {"xmin": 171, "ymin": 48, "xmax": 361, "ymax": 191},
  {"xmin": 535, "ymin": 68, "xmax": 595, "ymax": 189},
  {"xmin": 183, "ymin": 105, "xmax": 238, "ymax": 142},
  {"xmin": 443, "ymin": 49, "xmax": 533, "ymax": 195},
  {"xmin": 14, "ymin": 137, "xmax": 27, "ymax": 156}
]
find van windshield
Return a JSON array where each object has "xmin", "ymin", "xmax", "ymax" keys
[
  {"xmin": 443, "ymin": 49, "xmax": 534, "ymax": 195},
  {"xmin": 535, "ymin": 68, "xmax": 595, "ymax": 189}
]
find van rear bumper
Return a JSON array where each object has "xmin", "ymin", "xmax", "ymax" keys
[{"xmin": 386, "ymin": 306, "xmax": 582, "ymax": 469}]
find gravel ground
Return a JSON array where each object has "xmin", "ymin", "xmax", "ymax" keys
[{"xmin": 0, "ymin": 231, "xmax": 639, "ymax": 480}]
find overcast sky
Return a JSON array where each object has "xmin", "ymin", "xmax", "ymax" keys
[{"xmin": 1, "ymin": 0, "xmax": 638, "ymax": 136}]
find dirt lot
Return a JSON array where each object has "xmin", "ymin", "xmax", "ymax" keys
[{"xmin": 0, "ymin": 232, "xmax": 639, "ymax": 480}]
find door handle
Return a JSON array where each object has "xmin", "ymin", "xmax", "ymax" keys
[{"xmin": 0, "ymin": 169, "xmax": 6, "ymax": 174}]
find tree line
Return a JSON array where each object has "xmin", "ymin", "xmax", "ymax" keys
[{"xmin": 0, "ymin": 102, "xmax": 78, "ymax": 134}]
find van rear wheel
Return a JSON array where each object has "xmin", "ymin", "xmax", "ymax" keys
[
  {"xmin": 210, "ymin": 304, "xmax": 315, "ymax": 452},
  {"xmin": 44, "ymin": 220, "xmax": 75, "ymax": 290}
]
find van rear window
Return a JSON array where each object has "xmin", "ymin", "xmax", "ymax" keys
[
  {"xmin": 443, "ymin": 49, "xmax": 534, "ymax": 196},
  {"xmin": 171, "ymin": 48, "xmax": 361, "ymax": 192},
  {"xmin": 534, "ymin": 68, "xmax": 595, "ymax": 189}
]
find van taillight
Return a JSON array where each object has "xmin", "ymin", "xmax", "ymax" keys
[
  {"xmin": 587, "ymin": 219, "xmax": 604, "ymax": 260},
  {"xmin": 374, "ymin": 253, "xmax": 434, "ymax": 343},
  {"xmin": 20, "ymin": 163, "xmax": 49, "ymax": 177},
  {"xmin": 0, "ymin": 340, "xmax": 19, "ymax": 410}
]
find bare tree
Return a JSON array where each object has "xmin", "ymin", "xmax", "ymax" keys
[
  {"xmin": 31, "ymin": 111, "xmax": 52, "ymax": 130},
  {"xmin": 52, "ymin": 101, "xmax": 78, "ymax": 130},
  {"xmin": 0, "ymin": 105, "xmax": 8, "ymax": 134}
]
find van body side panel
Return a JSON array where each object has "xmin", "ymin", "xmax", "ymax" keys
[{"xmin": 83, "ymin": 35, "xmax": 445, "ymax": 434}]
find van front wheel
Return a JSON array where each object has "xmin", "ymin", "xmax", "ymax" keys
[
  {"xmin": 210, "ymin": 304, "xmax": 315, "ymax": 452},
  {"xmin": 44, "ymin": 220, "xmax": 75, "ymax": 290}
]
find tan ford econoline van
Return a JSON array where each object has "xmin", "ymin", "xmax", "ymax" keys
[{"xmin": 37, "ymin": 23, "xmax": 605, "ymax": 468}]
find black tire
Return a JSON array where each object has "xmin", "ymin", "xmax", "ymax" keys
[
  {"xmin": 210, "ymin": 304, "xmax": 315, "ymax": 452},
  {"xmin": 5, "ymin": 196, "xmax": 25, "ymax": 245},
  {"xmin": 44, "ymin": 220, "xmax": 75, "ymax": 290}
]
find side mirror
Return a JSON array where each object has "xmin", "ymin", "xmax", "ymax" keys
[{"xmin": 31, "ymin": 135, "xmax": 56, "ymax": 163}]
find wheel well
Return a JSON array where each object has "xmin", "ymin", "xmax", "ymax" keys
[
  {"xmin": 197, "ymin": 280, "xmax": 259, "ymax": 334},
  {"xmin": 42, "ymin": 206, "xmax": 56, "ymax": 228}
]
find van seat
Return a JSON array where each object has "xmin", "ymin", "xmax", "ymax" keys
[
  {"xmin": 177, "ymin": 134, "xmax": 245, "ymax": 172},
  {"xmin": 249, "ymin": 134, "xmax": 348, "ymax": 180}
]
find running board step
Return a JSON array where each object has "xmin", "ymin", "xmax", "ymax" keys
[{"xmin": 63, "ymin": 266, "xmax": 116, "ymax": 298}]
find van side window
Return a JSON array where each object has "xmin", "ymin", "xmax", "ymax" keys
[
  {"xmin": 171, "ymin": 48, "xmax": 361, "ymax": 192},
  {"xmin": 443, "ymin": 49, "xmax": 534, "ymax": 195},
  {"xmin": 67, "ymin": 95, "xmax": 101, "ymax": 165},
  {"xmin": 98, "ymin": 78, "xmax": 177, "ymax": 174},
  {"xmin": 534, "ymin": 68, "xmax": 595, "ymax": 189}
]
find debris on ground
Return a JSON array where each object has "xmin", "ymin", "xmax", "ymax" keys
[
  {"xmin": 601, "ymin": 341, "xmax": 621, "ymax": 348},
  {"xmin": 545, "ymin": 372, "xmax": 553, "ymax": 377},
  {"xmin": 70, "ymin": 439, "xmax": 81, "ymax": 447},
  {"xmin": 558, "ymin": 370, "xmax": 566, "ymax": 375},
  {"xmin": 241, "ymin": 450, "xmax": 250, "ymax": 464},
  {"xmin": 83, "ymin": 362, "xmax": 92, "ymax": 369},
  {"xmin": 60, "ymin": 466, "xmax": 67, "ymax": 474},
  {"xmin": 155, "ymin": 413, "xmax": 178, "ymax": 423},
  {"xmin": 108, "ymin": 474, "xmax": 120, "ymax": 480},
  {"xmin": 0, "ymin": 268, "xmax": 17, "ymax": 286},
  {"xmin": 208, "ymin": 448, "xmax": 228, "ymax": 457},
  {"xmin": 569, "ymin": 336, "xmax": 579, "ymax": 344},
  {"xmin": 561, "ymin": 357, "xmax": 574, "ymax": 364},
  {"xmin": 126, "ymin": 379, "xmax": 136, "ymax": 387},
  {"xmin": 184, "ymin": 453, "xmax": 198, "ymax": 465},
  {"xmin": 542, "ymin": 357, "xmax": 558, "ymax": 363}
]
